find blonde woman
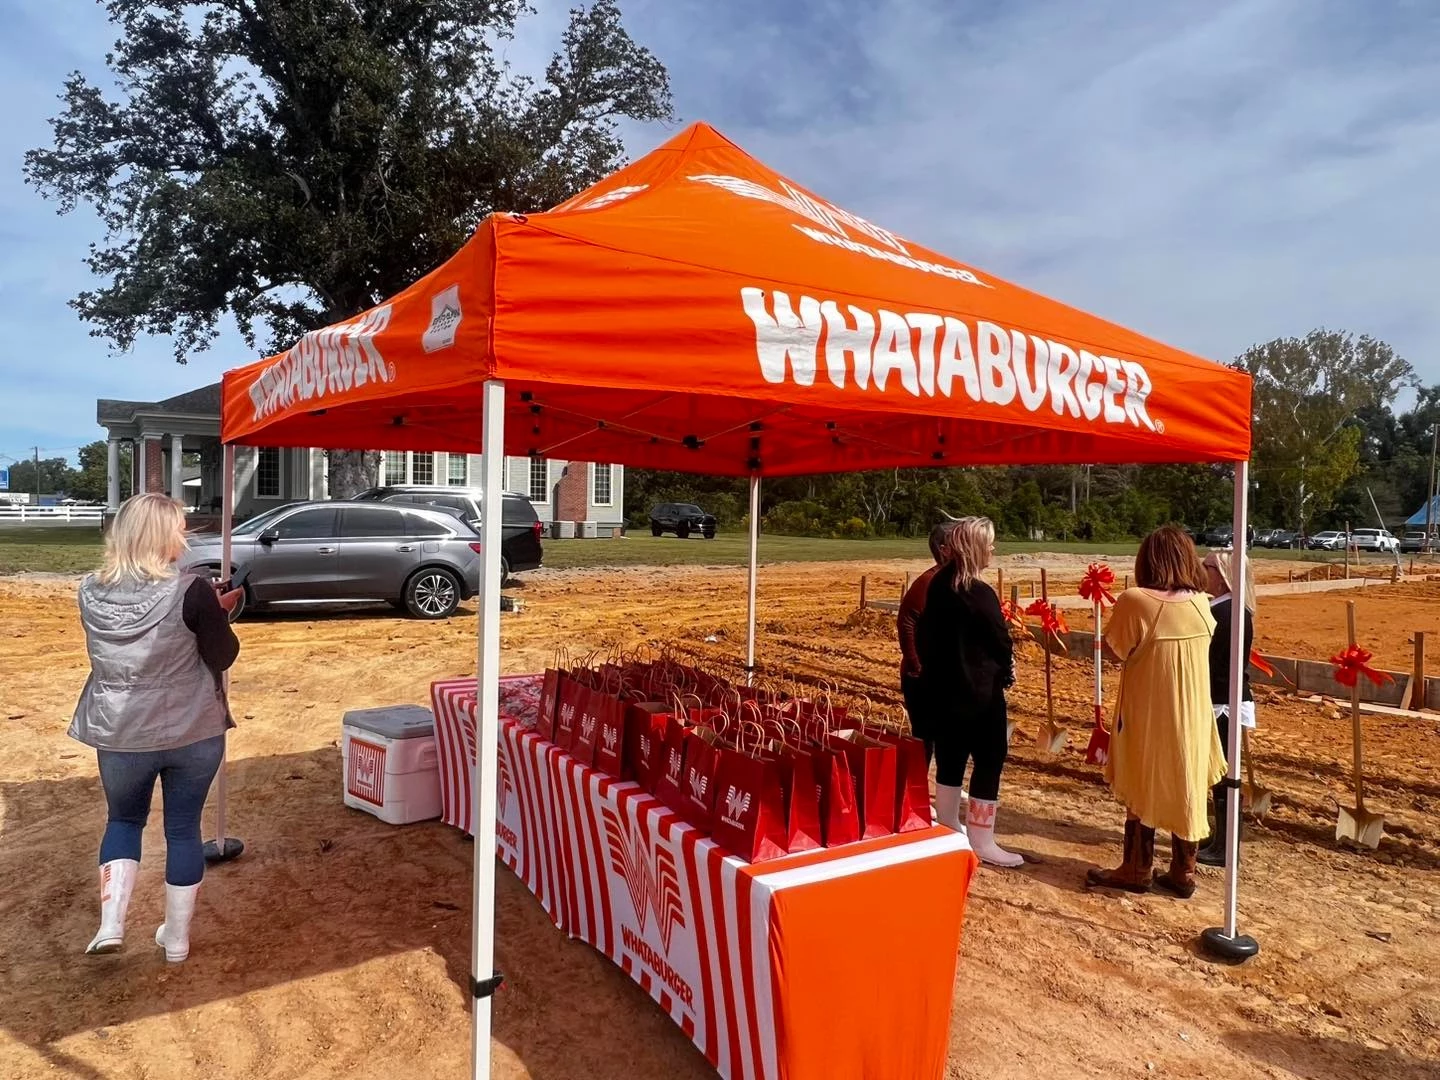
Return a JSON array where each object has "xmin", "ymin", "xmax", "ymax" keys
[
  {"xmin": 71, "ymin": 493, "xmax": 242, "ymax": 961},
  {"xmin": 1198, "ymin": 549, "xmax": 1256, "ymax": 867},
  {"xmin": 915, "ymin": 516, "xmax": 1023, "ymax": 867},
  {"xmin": 1086, "ymin": 525, "xmax": 1225, "ymax": 897}
]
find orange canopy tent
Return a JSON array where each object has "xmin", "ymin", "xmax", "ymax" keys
[{"xmin": 215, "ymin": 122, "xmax": 1259, "ymax": 1080}]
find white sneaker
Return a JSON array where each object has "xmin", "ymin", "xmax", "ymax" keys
[
  {"xmin": 155, "ymin": 883, "xmax": 201, "ymax": 963},
  {"xmin": 966, "ymin": 798, "xmax": 1025, "ymax": 868},
  {"xmin": 86, "ymin": 859, "xmax": 139, "ymax": 955}
]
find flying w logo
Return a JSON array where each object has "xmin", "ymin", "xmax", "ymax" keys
[
  {"xmin": 496, "ymin": 753, "xmax": 513, "ymax": 818},
  {"xmin": 601, "ymin": 807, "xmax": 686, "ymax": 952},
  {"xmin": 721, "ymin": 784, "xmax": 752, "ymax": 828}
]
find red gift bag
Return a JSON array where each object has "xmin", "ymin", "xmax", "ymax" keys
[
  {"xmin": 592, "ymin": 692, "xmax": 627, "ymax": 777},
  {"xmin": 811, "ymin": 745, "xmax": 860, "ymax": 847},
  {"xmin": 537, "ymin": 668, "xmax": 562, "ymax": 741},
  {"xmin": 651, "ymin": 718, "xmax": 692, "ymax": 813},
  {"xmin": 773, "ymin": 745, "xmax": 823, "ymax": 853},
  {"xmin": 571, "ymin": 682, "xmax": 605, "ymax": 766},
  {"xmin": 876, "ymin": 730, "xmax": 932, "ymax": 832},
  {"xmin": 711, "ymin": 741, "xmax": 789, "ymax": 862},
  {"xmin": 678, "ymin": 727, "xmax": 723, "ymax": 831},
  {"xmin": 624, "ymin": 702, "xmax": 670, "ymax": 784},
  {"xmin": 828, "ymin": 731, "xmax": 898, "ymax": 840},
  {"xmin": 555, "ymin": 671, "xmax": 587, "ymax": 750}
]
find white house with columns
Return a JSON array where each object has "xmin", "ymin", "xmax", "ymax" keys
[{"xmin": 97, "ymin": 383, "xmax": 625, "ymax": 533}]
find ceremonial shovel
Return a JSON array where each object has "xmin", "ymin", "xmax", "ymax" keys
[
  {"xmin": 1035, "ymin": 570, "xmax": 1068, "ymax": 755},
  {"xmin": 1335, "ymin": 602, "xmax": 1385, "ymax": 849},
  {"xmin": 1240, "ymin": 731, "xmax": 1273, "ymax": 819}
]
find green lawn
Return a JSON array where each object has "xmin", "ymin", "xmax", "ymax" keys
[
  {"xmin": 0, "ymin": 526, "xmax": 105, "ymax": 574},
  {"xmin": 0, "ymin": 523, "xmax": 1368, "ymax": 576}
]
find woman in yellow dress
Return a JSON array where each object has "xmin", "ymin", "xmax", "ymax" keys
[{"xmin": 1086, "ymin": 525, "xmax": 1226, "ymax": 897}]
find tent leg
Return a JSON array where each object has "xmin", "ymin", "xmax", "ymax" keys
[
  {"xmin": 205, "ymin": 442, "xmax": 243, "ymax": 865},
  {"xmin": 471, "ymin": 380, "xmax": 506, "ymax": 1080},
  {"xmin": 1201, "ymin": 459, "xmax": 1258, "ymax": 962},
  {"xmin": 745, "ymin": 475, "xmax": 760, "ymax": 686}
]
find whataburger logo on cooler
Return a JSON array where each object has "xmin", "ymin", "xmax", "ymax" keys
[
  {"xmin": 688, "ymin": 173, "xmax": 987, "ymax": 287},
  {"xmin": 739, "ymin": 287, "xmax": 1160, "ymax": 433},
  {"xmin": 246, "ymin": 306, "xmax": 394, "ymax": 422}
]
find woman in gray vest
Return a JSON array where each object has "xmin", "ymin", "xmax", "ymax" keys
[{"xmin": 71, "ymin": 493, "xmax": 242, "ymax": 962}]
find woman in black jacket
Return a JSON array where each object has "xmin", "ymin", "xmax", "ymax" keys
[
  {"xmin": 1199, "ymin": 550, "xmax": 1255, "ymax": 867},
  {"xmin": 916, "ymin": 516, "xmax": 1023, "ymax": 867}
]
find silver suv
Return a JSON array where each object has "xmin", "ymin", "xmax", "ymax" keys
[{"xmin": 184, "ymin": 501, "xmax": 484, "ymax": 619}]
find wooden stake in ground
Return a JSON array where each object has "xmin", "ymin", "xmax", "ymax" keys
[
  {"xmin": 1411, "ymin": 631, "xmax": 1426, "ymax": 711},
  {"xmin": 859, "ymin": 575, "xmax": 867, "ymax": 611},
  {"xmin": 1035, "ymin": 568, "xmax": 1067, "ymax": 754},
  {"xmin": 1334, "ymin": 600, "xmax": 1386, "ymax": 849}
]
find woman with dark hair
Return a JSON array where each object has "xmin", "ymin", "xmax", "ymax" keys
[
  {"xmin": 1086, "ymin": 524, "xmax": 1225, "ymax": 897},
  {"xmin": 897, "ymin": 522, "xmax": 956, "ymax": 766},
  {"xmin": 916, "ymin": 516, "xmax": 1023, "ymax": 867}
]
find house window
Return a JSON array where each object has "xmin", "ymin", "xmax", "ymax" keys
[
  {"xmin": 411, "ymin": 452, "xmax": 435, "ymax": 485},
  {"xmin": 447, "ymin": 453, "xmax": 468, "ymax": 486},
  {"xmin": 255, "ymin": 447, "xmax": 281, "ymax": 498},
  {"xmin": 383, "ymin": 451, "xmax": 407, "ymax": 485},
  {"xmin": 592, "ymin": 463, "xmax": 613, "ymax": 506},
  {"xmin": 529, "ymin": 458, "xmax": 549, "ymax": 503}
]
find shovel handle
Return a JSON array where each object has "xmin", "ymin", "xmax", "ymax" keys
[{"xmin": 1346, "ymin": 602, "xmax": 1366, "ymax": 809}]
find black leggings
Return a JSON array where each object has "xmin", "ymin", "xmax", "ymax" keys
[{"xmin": 930, "ymin": 700, "xmax": 1009, "ymax": 801}]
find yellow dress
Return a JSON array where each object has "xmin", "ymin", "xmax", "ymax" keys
[{"xmin": 1103, "ymin": 588, "xmax": 1226, "ymax": 840}]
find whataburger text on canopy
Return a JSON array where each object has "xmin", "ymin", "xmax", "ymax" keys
[{"xmin": 740, "ymin": 287, "xmax": 1159, "ymax": 432}]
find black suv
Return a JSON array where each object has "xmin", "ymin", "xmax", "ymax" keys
[
  {"xmin": 649, "ymin": 502, "xmax": 717, "ymax": 539},
  {"xmin": 352, "ymin": 486, "xmax": 544, "ymax": 576}
]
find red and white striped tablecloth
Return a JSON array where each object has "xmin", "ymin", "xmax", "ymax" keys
[{"xmin": 431, "ymin": 677, "xmax": 977, "ymax": 1080}]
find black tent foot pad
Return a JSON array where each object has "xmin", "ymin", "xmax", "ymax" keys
[{"xmin": 1199, "ymin": 927, "xmax": 1259, "ymax": 963}]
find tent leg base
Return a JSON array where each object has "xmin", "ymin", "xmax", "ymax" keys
[
  {"xmin": 203, "ymin": 838, "xmax": 245, "ymax": 864},
  {"xmin": 1199, "ymin": 927, "xmax": 1259, "ymax": 963}
]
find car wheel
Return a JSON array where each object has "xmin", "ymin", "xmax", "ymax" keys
[
  {"xmin": 677, "ymin": 524, "xmax": 690, "ymax": 539},
  {"xmin": 404, "ymin": 568, "xmax": 461, "ymax": 619},
  {"xmin": 651, "ymin": 524, "xmax": 662, "ymax": 537},
  {"xmin": 705, "ymin": 532, "xmax": 716, "ymax": 540},
  {"xmin": 501, "ymin": 557, "xmax": 511, "ymax": 585}
]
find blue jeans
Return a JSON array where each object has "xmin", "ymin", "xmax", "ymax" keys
[{"xmin": 97, "ymin": 735, "xmax": 225, "ymax": 886}]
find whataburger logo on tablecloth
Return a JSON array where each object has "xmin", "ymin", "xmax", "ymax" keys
[
  {"xmin": 739, "ymin": 287, "xmax": 1162, "ymax": 434},
  {"xmin": 496, "ymin": 752, "xmax": 513, "ymax": 818},
  {"xmin": 602, "ymin": 808, "xmax": 687, "ymax": 954}
]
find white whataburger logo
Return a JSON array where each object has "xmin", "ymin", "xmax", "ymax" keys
[
  {"xmin": 687, "ymin": 772, "xmax": 708, "ymax": 803},
  {"xmin": 247, "ymin": 305, "xmax": 394, "ymax": 422},
  {"xmin": 570, "ymin": 184, "xmax": 649, "ymax": 211},
  {"xmin": 688, "ymin": 173, "xmax": 986, "ymax": 287},
  {"xmin": 721, "ymin": 785, "xmax": 752, "ymax": 828},
  {"xmin": 422, "ymin": 284, "xmax": 462, "ymax": 353},
  {"xmin": 602, "ymin": 725, "xmax": 619, "ymax": 752}
]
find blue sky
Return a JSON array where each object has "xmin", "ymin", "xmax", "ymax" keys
[{"xmin": 3, "ymin": 0, "xmax": 1438, "ymax": 468}]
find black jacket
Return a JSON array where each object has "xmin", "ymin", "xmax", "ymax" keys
[
  {"xmin": 1208, "ymin": 596, "xmax": 1254, "ymax": 705},
  {"xmin": 915, "ymin": 568, "xmax": 1013, "ymax": 708}
]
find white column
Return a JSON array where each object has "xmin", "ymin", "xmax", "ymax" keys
[
  {"xmin": 471, "ymin": 380, "xmax": 506, "ymax": 1080},
  {"xmin": 136, "ymin": 438, "xmax": 148, "ymax": 495},
  {"xmin": 170, "ymin": 435, "xmax": 185, "ymax": 502},
  {"xmin": 106, "ymin": 439, "xmax": 120, "ymax": 509}
]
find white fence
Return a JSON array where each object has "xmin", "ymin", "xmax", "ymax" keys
[{"xmin": 0, "ymin": 504, "xmax": 105, "ymax": 525}]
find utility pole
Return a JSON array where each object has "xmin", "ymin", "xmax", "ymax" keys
[{"xmin": 32, "ymin": 446, "xmax": 39, "ymax": 506}]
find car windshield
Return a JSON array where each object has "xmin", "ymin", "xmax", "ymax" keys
[
  {"xmin": 232, "ymin": 505, "xmax": 298, "ymax": 536},
  {"xmin": 678, "ymin": 505, "xmax": 704, "ymax": 515}
]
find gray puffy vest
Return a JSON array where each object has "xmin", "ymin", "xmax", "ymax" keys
[{"xmin": 70, "ymin": 573, "xmax": 234, "ymax": 752}]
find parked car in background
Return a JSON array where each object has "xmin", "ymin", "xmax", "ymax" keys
[
  {"xmin": 183, "ymin": 501, "xmax": 484, "ymax": 620},
  {"xmin": 1400, "ymin": 530, "xmax": 1435, "ymax": 554},
  {"xmin": 1263, "ymin": 530, "xmax": 1299, "ymax": 549},
  {"xmin": 1307, "ymin": 530, "xmax": 1345, "ymax": 550},
  {"xmin": 351, "ymin": 486, "xmax": 544, "ymax": 577},
  {"xmin": 1351, "ymin": 528, "xmax": 1400, "ymax": 553},
  {"xmin": 649, "ymin": 502, "xmax": 717, "ymax": 539}
]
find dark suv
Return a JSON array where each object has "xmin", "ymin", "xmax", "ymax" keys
[
  {"xmin": 649, "ymin": 502, "xmax": 717, "ymax": 539},
  {"xmin": 353, "ymin": 486, "xmax": 544, "ymax": 576}
]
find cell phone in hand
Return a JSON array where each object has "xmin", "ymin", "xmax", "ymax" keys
[{"xmin": 224, "ymin": 565, "xmax": 251, "ymax": 592}]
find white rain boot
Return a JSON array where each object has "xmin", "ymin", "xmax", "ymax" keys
[
  {"xmin": 85, "ymin": 859, "xmax": 139, "ymax": 955},
  {"xmin": 155, "ymin": 883, "xmax": 200, "ymax": 963},
  {"xmin": 966, "ymin": 798, "xmax": 1024, "ymax": 868},
  {"xmin": 934, "ymin": 784, "xmax": 967, "ymax": 835}
]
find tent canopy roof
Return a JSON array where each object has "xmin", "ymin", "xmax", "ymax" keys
[{"xmin": 221, "ymin": 123, "xmax": 1251, "ymax": 475}]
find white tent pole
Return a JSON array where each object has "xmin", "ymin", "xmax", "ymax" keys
[
  {"xmin": 207, "ymin": 443, "xmax": 237, "ymax": 860},
  {"xmin": 1201, "ymin": 458, "xmax": 1258, "ymax": 961},
  {"xmin": 470, "ymin": 379, "xmax": 506, "ymax": 1080},
  {"xmin": 745, "ymin": 475, "xmax": 760, "ymax": 686}
]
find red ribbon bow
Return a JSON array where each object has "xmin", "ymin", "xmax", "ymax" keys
[
  {"xmin": 1248, "ymin": 650, "xmax": 1276, "ymax": 678},
  {"xmin": 1078, "ymin": 563, "xmax": 1117, "ymax": 609},
  {"xmin": 1329, "ymin": 644, "xmax": 1393, "ymax": 689},
  {"xmin": 999, "ymin": 599, "xmax": 1025, "ymax": 629},
  {"xmin": 1025, "ymin": 599, "xmax": 1069, "ymax": 640}
]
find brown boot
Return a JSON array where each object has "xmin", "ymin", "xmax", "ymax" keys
[
  {"xmin": 1154, "ymin": 835, "xmax": 1199, "ymax": 898},
  {"xmin": 1086, "ymin": 818, "xmax": 1155, "ymax": 893}
]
